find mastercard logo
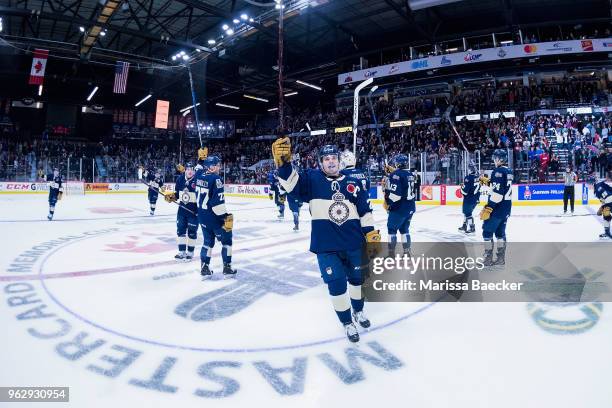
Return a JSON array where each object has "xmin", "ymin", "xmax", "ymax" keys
[{"xmin": 524, "ymin": 45, "xmax": 538, "ymax": 54}]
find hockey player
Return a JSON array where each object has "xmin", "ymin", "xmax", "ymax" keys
[
  {"xmin": 340, "ymin": 150, "xmax": 371, "ymax": 193},
  {"xmin": 144, "ymin": 168, "xmax": 164, "ymax": 215},
  {"xmin": 286, "ymin": 188, "xmax": 303, "ymax": 231},
  {"xmin": 272, "ymin": 137, "xmax": 381, "ymax": 343},
  {"xmin": 384, "ymin": 154, "xmax": 416, "ymax": 254},
  {"xmin": 44, "ymin": 167, "xmax": 63, "ymax": 220},
  {"xmin": 268, "ymin": 170, "xmax": 286, "ymax": 220},
  {"xmin": 479, "ymin": 149, "xmax": 513, "ymax": 266},
  {"xmin": 594, "ymin": 170, "xmax": 612, "ymax": 239},
  {"xmin": 165, "ymin": 162, "xmax": 198, "ymax": 260},
  {"xmin": 195, "ymin": 155, "xmax": 236, "ymax": 278},
  {"xmin": 458, "ymin": 162, "xmax": 480, "ymax": 234}
]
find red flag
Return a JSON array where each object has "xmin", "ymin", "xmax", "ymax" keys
[{"xmin": 29, "ymin": 49, "xmax": 49, "ymax": 85}]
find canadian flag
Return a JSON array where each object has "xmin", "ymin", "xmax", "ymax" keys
[{"xmin": 29, "ymin": 49, "xmax": 49, "ymax": 85}]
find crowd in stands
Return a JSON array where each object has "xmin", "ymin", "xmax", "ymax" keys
[{"xmin": 1, "ymin": 76, "xmax": 611, "ymax": 185}]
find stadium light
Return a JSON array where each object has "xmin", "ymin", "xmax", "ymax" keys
[
  {"xmin": 208, "ymin": 39, "xmax": 216, "ymax": 45},
  {"xmin": 284, "ymin": 91, "xmax": 298, "ymax": 97},
  {"xmin": 268, "ymin": 107, "xmax": 278, "ymax": 112},
  {"xmin": 233, "ymin": 18, "xmax": 240, "ymax": 24},
  {"xmin": 180, "ymin": 102, "xmax": 200, "ymax": 112},
  {"xmin": 86, "ymin": 86, "xmax": 99, "ymax": 102},
  {"xmin": 243, "ymin": 94, "xmax": 269, "ymax": 103},
  {"xmin": 226, "ymin": 28, "xmax": 234, "ymax": 35},
  {"xmin": 500, "ymin": 40, "xmax": 513, "ymax": 45},
  {"xmin": 100, "ymin": 30, "xmax": 106, "ymax": 37},
  {"xmin": 222, "ymin": 24, "xmax": 229, "ymax": 30},
  {"xmin": 249, "ymin": 18, "xmax": 254, "ymax": 22},
  {"xmin": 38, "ymin": 85, "xmax": 43, "ymax": 96},
  {"xmin": 134, "ymin": 94, "xmax": 152, "ymax": 107},
  {"xmin": 79, "ymin": 26, "xmax": 85, "ymax": 32},
  {"xmin": 216, "ymin": 103, "xmax": 240, "ymax": 110},
  {"xmin": 241, "ymin": 14, "xmax": 248, "ymax": 20},
  {"xmin": 0, "ymin": 17, "xmax": 3, "ymax": 33},
  {"xmin": 182, "ymin": 55, "xmax": 190, "ymax": 61},
  {"xmin": 172, "ymin": 55, "xmax": 177, "ymax": 61},
  {"xmin": 296, "ymin": 80, "xmax": 322, "ymax": 91}
]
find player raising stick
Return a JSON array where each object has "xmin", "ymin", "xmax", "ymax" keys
[
  {"xmin": 144, "ymin": 168, "xmax": 164, "ymax": 216},
  {"xmin": 44, "ymin": 167, "xmax": 63, "ymax": 220},
  {"xmin": 458, "ymin": 161, "xmax": 480, "ymax": 234},
  {"xmin": 479, "ymin": 149, "xmax": 513, "ymax": 266},
  {"xmin": 272, "ymin": 137, "xmax": 380, "ymax": 343},
  {"xmin": 195, "ymin": 155, "xmax": 236, "ymax": 279},
  {"xmin": 384, "ymin": 154, "xmax": 416, "ymax": 255},
  {"xmin": 164, "ymin": 162, "xmax": 198, "ymax": 261}
]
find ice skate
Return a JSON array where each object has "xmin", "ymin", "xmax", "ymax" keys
[
  {"xmin": 352, "ymin": 311, "xmax": 371, "ymax": 329},
  {"xmin": 223, "ymin": 263, "xmax": 237, "ymax": 278},
  {"xmin": 174, "ymin": 252, "xmax": 186, "ymax": 260},
  {"xmin": 344, "ymin": 322, "xmax": 360, "ymax": 343},
  {"xmin": 200, "ymin": 263, "xmax": 213, "ymax": 279}
]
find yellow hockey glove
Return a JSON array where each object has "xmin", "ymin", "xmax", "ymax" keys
[
  {"xmin": 222, "ymin": 213, "xmax": 234, "ymax": 232},
  {"xmin": 602, "ymin": 206, "xmax": 611, "ymax": 218},
  {"xmin": 271, "ymin": 137, "xmax": 292, "ymax": 168},
  {"xmin": 365, "ymin": 229, "xmax": 382, "ymax": 259},
  {"xmin": 480, "ymin": 206, "xmax": 493, "ymax": 221},
  {"xmin": 384, "ymin": 164, "xmax": 396, "ymax": 175},
  {"xmin": 176, "ymin": 164, "xmax": 185, "ymax": 173},
  {"xmin": 479, "ymin": 175, "xmax": 490, "ymax": 186},
  {"xmin": 163, "ymin": 191, "xmax": 176, "ymax": 203},
  {"xmin": 198, "ymin": 147, "xmax": 208, "ymax": 161}
]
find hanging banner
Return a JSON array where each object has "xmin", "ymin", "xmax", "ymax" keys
[
  {"xmin": 29, "ymin": 49, "xmax": 49, "ymax": 85},
  {"xmin": 154, "ymin": 100, "xmax": 169, "ymax": 129}
]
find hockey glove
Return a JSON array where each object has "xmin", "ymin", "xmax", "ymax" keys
[
  {"xmin": 365, "ymin": 229, "xmax": 382, "ymax": 259},
  {"xmin": 602, "ymin": 206, "xmax": 611, "ymax": 218},
  {"xmin": 480, "ymin": 206, "xmax": 493, "ymax": 221},
  {"xmin": 176, "ymin": 163, "xmax": 185, "ymax": 173},
  {"xmin": 384, "ymin": 164, "xmax": 396, "ymax": 175},
  {"xmin": 222, "ymin": 213, "xmax": 234, "ymax": 232},
  {"xmin": 279, "ymin": 195, "xmax": 286, "ymax": 204},
  {"xmin": 163, "ymin": 191, "xmax": 177, "ymax": 203},
  {"xmin": 58, "ymin": 191, "xmax": 63, "ymax": 201},
  {"xmin": 479, "ymin": 175, "xmax": 490, "ymax": 186},
  {"xmin": 198, "ymin": 147, "xmax": 208, "ymax": 161},
  {"xmin": 271, "ymin": 137, "xmax": 292, "ymax": 168},
  {"xmin": 269, "ymin": 193, "xmax": 273, "ymax": 200}
]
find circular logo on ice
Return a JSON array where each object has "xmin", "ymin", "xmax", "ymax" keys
[{"xmin": 0, "ymin": 227, "xmax": 440, "ymax": 401}]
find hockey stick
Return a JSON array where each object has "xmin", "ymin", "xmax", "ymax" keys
[
  {"xmin": 366, "ymin": 90, "xmax": 388, "ymax": 167},
  {"xmin": 139, "ymin": 179, "xmax": 198, "ymax": 217}
]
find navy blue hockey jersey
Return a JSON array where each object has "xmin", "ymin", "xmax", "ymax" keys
[
  {"xmin": 341, "ymin": 167, "xmax": 371, "ymax": 192},
  {"xmin": 384, "ymin": 169, "xmax": 416, "ymax": 213},
  {"xmin": 277, "ymin": 163, "xmax": 374, "ymax": 253},
  {"xmin": 145, "ymin": 171, "xmax": 164, "ymax": 193},
  {"xmin": 174, "ymin": 174, "xmax": 198, "ymax": 216},
  {"xmin": 594, "ymin": 180, "xmax": 612, "ymax": 205},
  {"xmin": 487, "ymin": 166, "xmax": 513, "ymax": 217},
  {"xmin": 195, "ymin": 170, "xmax": 227, "ymax": 226},
  {"xmin": 461, "ymin": 174, "xmax": 481, "ymax": 203},
  {"xmin": 45, "ymin": 174, "xmax": 63, "ymax": 193}
]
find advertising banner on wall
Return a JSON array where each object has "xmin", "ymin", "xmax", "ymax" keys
[{"xmin": 338, "ymin": 38, "xmax": 612, "ymax": 85}]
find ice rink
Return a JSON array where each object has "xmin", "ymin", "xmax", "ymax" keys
[{"xmin": 1, "ymin": 193, "xmax": 610, "ymax": 408}]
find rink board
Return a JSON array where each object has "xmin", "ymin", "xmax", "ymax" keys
[{"xmin": 0, "ymin": 181, "xmax": 601, "ymax": 205}]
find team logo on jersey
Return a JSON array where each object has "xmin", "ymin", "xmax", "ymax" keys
[
  {"xmin": 216, "ymin": 179, "xmax": 223, "ymax": 188},
  {"xmin": 328, "ymin": 201, "xmax": 350, "ymax": 225},
  {"xmin": 180, "ymin": 189, "xmax": 192, "ymax": 204}
]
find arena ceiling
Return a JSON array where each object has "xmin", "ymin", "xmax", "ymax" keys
[{"xmin": 0, "ymin": 0, "xmax": 610, "ymax": 114}]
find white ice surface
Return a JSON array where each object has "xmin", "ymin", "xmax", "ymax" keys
[{"xmin": 0, "ymin": 194, "xmax": 610, "ymax": 408}]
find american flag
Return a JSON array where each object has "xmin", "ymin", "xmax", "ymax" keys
[{"xmin": 113, "ymin": 61, "xmax": 129, "ymax": 94}]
